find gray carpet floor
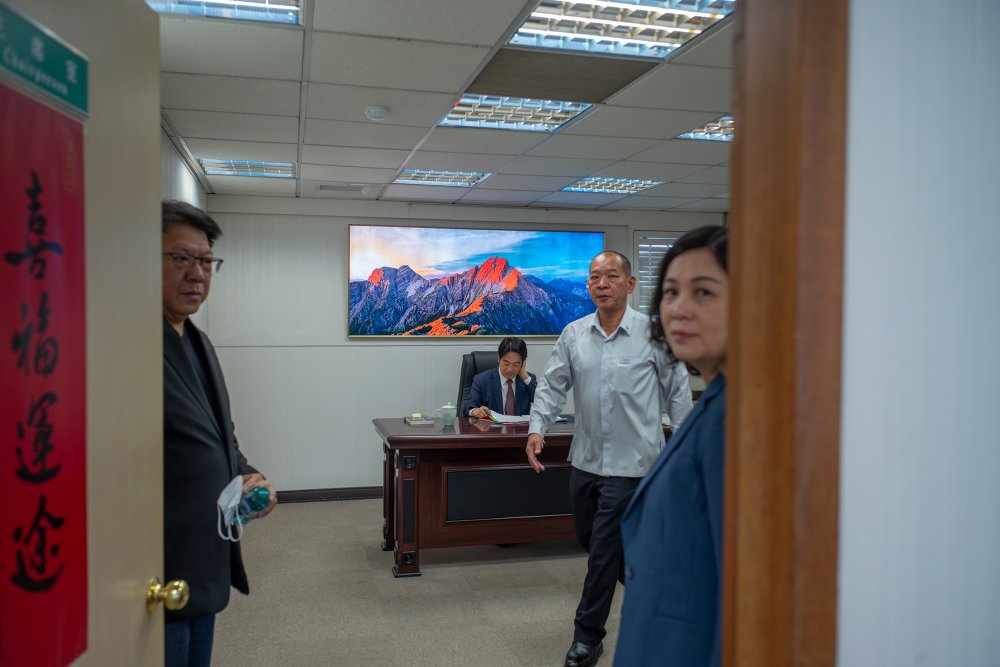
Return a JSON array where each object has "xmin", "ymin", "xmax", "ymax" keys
[{"xmin": 214, "ymin": 499, "xmax": 623, "ymax": 666}]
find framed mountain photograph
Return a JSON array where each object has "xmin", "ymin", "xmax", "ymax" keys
[{"xmin": 348, "ymin": 225, "xmax": 605, "ymax": 337}]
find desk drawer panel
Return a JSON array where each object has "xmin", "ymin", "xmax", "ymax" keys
[{"xmin": 445, "ymin": 464, "xmax": 572, "ymax": 522}]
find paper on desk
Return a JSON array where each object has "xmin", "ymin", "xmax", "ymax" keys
[{"xmin": 487, "ymin": 412, "xmax": 529, "ymax": 424}]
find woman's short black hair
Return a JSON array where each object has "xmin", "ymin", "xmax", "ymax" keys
[
  {"xmin": 497, "ymin": 337, "xmax": 528, "ymax": 360},
  {"xmin": 649, "ymin": 225, "xmax": 728, "ymax": 361}
]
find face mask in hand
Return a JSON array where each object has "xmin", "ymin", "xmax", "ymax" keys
[{"xmin": 216, "ymin": 475, "xmax": 245, "ymax": 542}]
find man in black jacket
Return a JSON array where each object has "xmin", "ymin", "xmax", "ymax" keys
[{"xmin": 161, "ymin": 200, "xmax": 276, "ymax": 667}]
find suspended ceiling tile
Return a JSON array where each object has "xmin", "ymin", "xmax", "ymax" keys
[
  {"xmin": 410, "ymin": 203, "xmax": 547, "ymax": 223},
  {"xmin": 480, "ymin": 174, "xmax": 578, "ymax": 192},
  {"xmin": 184, "ymin": 138, "xmax": 298, "ymax": 163},
  {"xmin": 588, "ymin": 161, "xmax": 705, "ymax": 182},
  {"xmin": 207, "ymin": 175, "xmax": 297, "ymax": 195},
  {"xmin": 676, "ymin": 198, "xmax": 730, "ymax": 212},
  {"xmin": 162, "ymin": 73, "xmax": 301, "ymax": 116},
  {"xmin": 301, "ymin": 145, "xmax": 410, "ymax": 169},
  {"xmin": 312, "ymin": 0, "xmax": 530, "ymax": 46},
  {"xmin": 534, "ymin": 191, "xmax": 626, "ymax": 206},
  {"xmin": 678, "ymin": 166, "xmax": 730, "ymax": 185},
  {"xmin": 467, "ymin": 48, "xmax": 657, "ymax": 103},
  {"xmin": 527, "ymin": 135, "xmax": 658, "ymax": 160},
  {"xmin": 608, "ymin": 196, "xmax": 702, "ymax": 210},
  {"xmin": 304, "ymin": 119, "xmax": 427, "ymax": 149},
  {"xmin": 608, "ymin": 63, "xmax": 731, "ymax": 113},
  {"xmin": 643, "ymin": 182, "xmax": 730, "ymax": 198},
  {"xmin": 630, "ymin": 138, "xmax": 731, "ymax": 165},
  {"xmin": 672, "ymin": 18, "xmax": 734, "ymax": 69},
  {"xmin": 565, "ymin": 106, "xmax": 719, "ymax": 140},
  {"xmin": 306, "ymin": 83, "xmax": 454, "ymax": 127},
  {"xmin": 310, "ymin": 33, "xmax": 488, "ymax": 93},
  {"xmin": 299, "ymin": 164, "xmax": 398, "ymax": 184},
  {"xmin": 160, "ymin": 17, "xmax": 303, "ymax": 79},
  {"xmin": 542, "ymin": 210, "xmax": 631, "ymax": 225},
  {"xmin": 166, "ymin": 110, "xmax": 299, "ymax": 143},
  {"xmin": 405, "ymin": 151, "xmax": 513, "ymax": 173},
  {"xmin": 500, "ymin": 155, "xmax": 615, "ymax": 177},
  {"xmin": 420, "ymin": 127, "xmax": 546, "ymax": 155},
  {"xmin": 381, "ymin": 184, "xmax": 464, "ymax": 203},
  {"xmin": 457, "ymin": 189, "xmax": 546, "ymax": 204},
  {"xmin": 154, "ymin": 4, "xmax": 737, "ymax": 208}
]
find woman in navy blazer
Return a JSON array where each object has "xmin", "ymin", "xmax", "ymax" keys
[
  {"xmin": 615, "ymin": 226, "xmax": 729, "ymax": 667},
  {"xmin": 467, "ymin": 337, "xmax": 537, "ymax": 418}
]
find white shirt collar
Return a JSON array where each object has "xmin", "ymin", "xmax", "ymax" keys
[{"xmin": 588, "ymin": 305, "xmax": 635, "ymax": 338}]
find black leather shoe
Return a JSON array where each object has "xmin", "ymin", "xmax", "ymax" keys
[{"xmin": 564, "ymin": 641, "xmax": 603, "ymax": 667}]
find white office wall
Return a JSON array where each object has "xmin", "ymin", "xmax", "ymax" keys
[
  {"xmin": 838, "ymin": 0, "xmax": 1000, "ymax": 664},
  {"xmin": 161, "ymin": 130, "xmax": 205, "ymax": 207},
  {"xmin": 202, "ymin": 195, "xmax": 720, "ymax": 489}
]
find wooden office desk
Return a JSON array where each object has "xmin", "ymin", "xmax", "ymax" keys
[{"xmin": 374, "ymin": 417, "xmax": 576, "ymax": 577}]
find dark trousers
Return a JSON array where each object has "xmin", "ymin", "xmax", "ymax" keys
[
  {"xmin": 570, "ymin": 467, "xmax": 640, "ymax": 645},
  {"xmin": 165, "ymin": 614, "xmax": 216, "ymax": 667}
]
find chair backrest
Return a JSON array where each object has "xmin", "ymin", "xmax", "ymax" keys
[{"xmin": 456, "ymin": 350, "xmax": 499, "ymax": 416}]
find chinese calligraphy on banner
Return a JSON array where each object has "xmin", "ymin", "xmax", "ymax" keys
[{"xmin": 0, "ymin": 83, "xmax": 87, "ymax": 666}]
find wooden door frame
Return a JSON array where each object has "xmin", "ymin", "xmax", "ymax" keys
[{"xmin": 725, "ymin": 1, "xmax": 848, "ymax": 665}]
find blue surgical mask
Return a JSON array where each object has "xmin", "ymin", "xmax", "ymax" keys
[{"xmin": 216, "ymin": 475, "xmax": 245, "ymax": 542}]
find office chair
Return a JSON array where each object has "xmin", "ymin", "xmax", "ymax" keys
[{"xmin": 456, "ymin": 350, "xmax": 499, "ymax": 417}]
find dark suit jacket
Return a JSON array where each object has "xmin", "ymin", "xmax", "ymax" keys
[
  {"xmin": 614, "ymin": 374, "xmax": 725, "ymax": 667},
  {"xmin": 467, "ymin": 368, "xmax": 537, "ymax": 416},
  {"xmin": 163, "ymin": 318, "xmax": 257, "ymax": 619}
]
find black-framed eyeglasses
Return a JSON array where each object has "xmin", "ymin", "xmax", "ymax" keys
[{"xmin": 163, "ymin": 252, "xmax": 224, "ymax": 274}]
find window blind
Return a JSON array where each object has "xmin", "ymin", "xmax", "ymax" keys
[{"xmin": 634, "ymin": 233, "xmax": 679, "ymax": 316}]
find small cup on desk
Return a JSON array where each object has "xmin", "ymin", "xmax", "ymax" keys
[{"xmin": 437, "ymin": 402, "xmax": 457, "ymax": 427}]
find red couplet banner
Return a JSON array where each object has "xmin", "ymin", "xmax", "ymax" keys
[{"xmin": 0, "ymin": 84, "xmax": 87, "ymax": 666}]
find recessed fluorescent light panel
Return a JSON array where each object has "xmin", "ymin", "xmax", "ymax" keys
[
  {"xmin": 440, "ymin": 94, "xmax": 592, "ymax": 132},
  {"xmin": 199, "ymin": 159, "xmax": 295, "ymax": 178},
  {"xmin": 562, "ymin": 177, "xmax": 663, "ymax": 194},
  {"xmin": 393, "ymin": 170, "xmax": 492, "ymax": 187},
  {"xmin": 511, "ymin": 0, "xmax": 735, "ymax": 59},
  {"xmin": 145, "ymin": 0, "xmax": 301, "ymax": 25},
  {"xmin": 677, "ymin": 115, "xmax": 734, "ymax": 141}
]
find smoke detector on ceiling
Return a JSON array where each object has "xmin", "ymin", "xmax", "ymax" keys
[{"xmin": 364, "ymin": 105, "xmax": 389, "ymax": 121}]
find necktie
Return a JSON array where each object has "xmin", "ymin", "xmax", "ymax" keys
[{"xmin": 505, "ymin": 379, "xmax": 516, "ymax": 416}]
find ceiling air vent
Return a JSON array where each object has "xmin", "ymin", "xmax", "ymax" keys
[{"xmin": 317, "ymin": 184, "xmax": 368, "ymax": 193}]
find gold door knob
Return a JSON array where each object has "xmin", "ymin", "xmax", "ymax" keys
[{"xmin": 146, "ymin": 576, "xmax": 190, "ymax": 614}]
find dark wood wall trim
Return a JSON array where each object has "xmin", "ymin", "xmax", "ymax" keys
[{"xmin": 725, "ymin": 1, "xmax": 847, "ymax": 665}]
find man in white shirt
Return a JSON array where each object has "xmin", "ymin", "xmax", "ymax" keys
[{"xmin": 527, "ymin": 251, "xmax": 693, "ymax": 667}]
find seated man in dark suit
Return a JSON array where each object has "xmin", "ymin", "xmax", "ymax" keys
[{"xmin": 468, "ymin": 337, "xmax": 537, "ymax": 418}]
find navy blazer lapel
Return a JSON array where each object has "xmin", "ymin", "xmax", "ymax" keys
[
  {"xmin": 479, "ymin": 370, "xmax": 496, "ymax": 412},
  {"xmin": 491, "ymin": 370, "xmax": 504, "ymax": 412},
  {"xmin": 191, "ymin": 324, "xmax": 240, "ymax": 473},
  {"xmin": 163, "ymin": 319, "xmax": 224, "ymax": 441},
  {"xmin": 631, "ymin": 375, "xmax": 724, "ymax": 505},
  {"xmin": 192, "ymin": 325, "xmax": 233, "ymax": 437},
  {"xmin": 494, "ymin": 370, "xmax": 513, "ymax": 414},
  {"xmin": 515, "ymin": 374, "xmax": 532, "ymax": 414}
]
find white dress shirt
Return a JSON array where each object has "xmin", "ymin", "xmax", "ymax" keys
[{"xmin": 528, "ymin": 306, "xmax": 693, "ymax": 478}]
